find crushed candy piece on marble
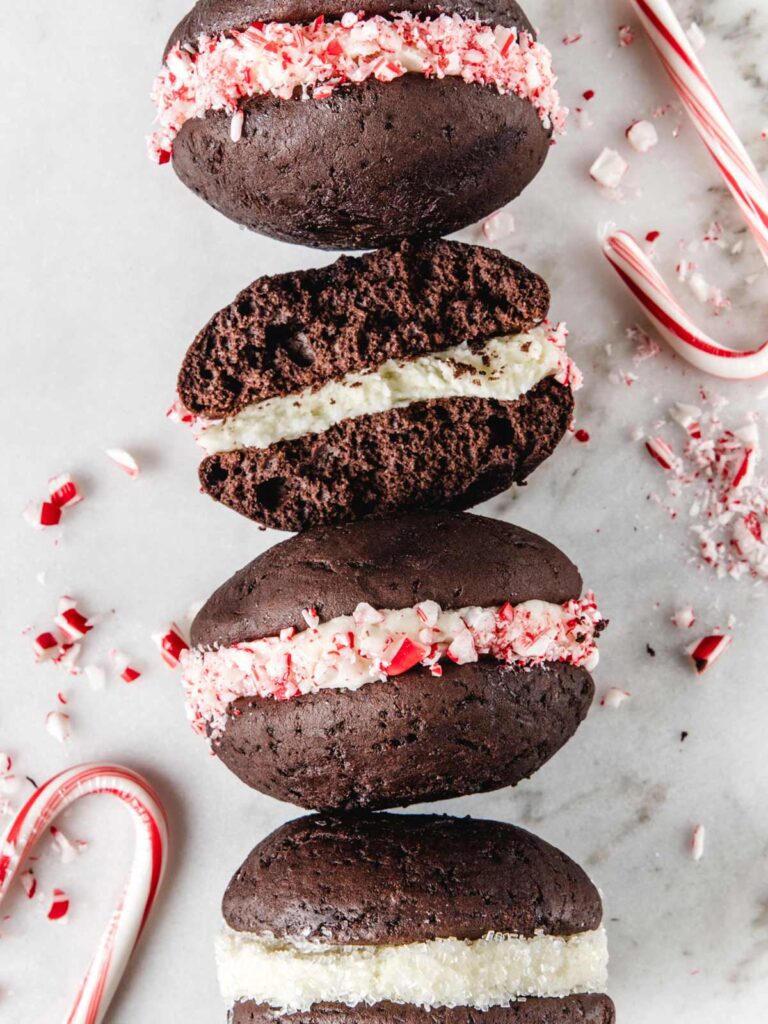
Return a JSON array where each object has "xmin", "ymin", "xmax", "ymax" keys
[
  {"xmin": 152, "ymin": 623, "xmax": 189, "ymax": 669},
  {"xmin": 688, "ymin": 634, "xmax": 732, "ymax": 674},
  {"xmin": 618, "ymin": 24, "xmax": 635, "ymax": 46},
  {"xmin": 34, "ymin": 632, "xmax": 60, "ymax": 662},
  {"xmin": 106, "ymin": 448, "xmax": 140, "ymax": 479},
  {"xmin": 691, "ymin": 824, "xmax": 706, "ymax": 861},
  {"xmin": 590, "ymin": 148, "xmax": 628, "ymax": 189},
  {"xmin": 601, "ymin": 687, "xmax": 631, "ymax": 708},
  {"xmin": 626, "ymin": 120, "xmax": 659, "ymax": 152},
  {"xmin": 45, "ymin": 712, "xmax": 71, "ymax": 743},
  {"xmin": 482, "ymin": 208, "xmax": 515, "ymax": 242},
  {"xmin": 672, "ymin": 607, "xmax": 696, "ymax": 629},
  {"xmin": 47, "ymin": 888, "xmax": 70, "ymax": 921},
  {"xmin": 48, "ymin": 474, "xmax": 84, "ymax": 510}
]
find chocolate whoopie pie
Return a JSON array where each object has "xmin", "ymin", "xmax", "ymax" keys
[
  {"xmin": 216, "ymin": 813, "xmax": 615, "ymax": 1022},
  {"xmin": 149, "ymin": 0, "xmax": 566, "ymax": 249},
  {"xmin": 181, "ymin": 511, "xmax": 605, "ymax": 809},
  {"xmin": 176, "ymin": 239, "xmax": 579, "ymax": 532}
]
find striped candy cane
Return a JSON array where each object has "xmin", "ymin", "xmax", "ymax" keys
[
  {"xmin": 603, "ymin": 0, "xmax": 768, "ymax": 379},
  {"xmin": 0, "ymin": 764, "xmax": 168, "ymax": 1024}
]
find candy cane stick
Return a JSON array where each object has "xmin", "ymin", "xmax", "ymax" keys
[
  {"xmin": 603, "ymin": 0, "xmax": 768, "ymax": 379},
  {"xmin": 0, "ymin": 764, "xmax": 168, "ymax": 1024}
]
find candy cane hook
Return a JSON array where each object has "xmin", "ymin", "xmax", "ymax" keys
[
  {"xmin": 603, "ymin": 0, "xmax": 768, "ymax": 379},
  {"xmin": 0, "ymin": 764, "xmax": 169, "ymax": 1024}
]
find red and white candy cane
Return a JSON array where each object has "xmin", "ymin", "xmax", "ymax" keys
[
  {"xmin": 604, "ymin": 0, "xmax": 768, "ymax": 379},
  {"xmin": 0, "ymin": 764, "xmax": 168, "ymax": 1024}
]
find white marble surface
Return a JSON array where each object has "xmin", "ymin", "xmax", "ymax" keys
[{"xmin": 1, "ymin": 0, "xmax": 768, "ymax": 1020}]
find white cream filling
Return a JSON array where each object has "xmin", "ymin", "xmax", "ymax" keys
[
  {"xmin": 197, "ymin": 327, "xmax": 563, "ymax": 455},
  {"xmin": 216, "ymin": 926, "xmax": 609, "ymax": 1011}
]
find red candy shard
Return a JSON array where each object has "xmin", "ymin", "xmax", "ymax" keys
[
  {"xmin": 34, "ymin": 631, "xmax": 60, "ymax": 662},
  {"xmin": 645, "ymin": 436, "xmax": 678, "ymax": 471},
  {"xmin": 383, "ymin": 636, "xmax": 427, "ymax": 676},
  {"xmin": 152, "ymin": 623, "xmax": 190, "ymax": 669},
  {"xmin": 47, "ymin": 888, "xmax": 70, "ymax": 921},
  {"xmin": 688, "ymin": 634, "xmax": 732, "ymax": 674},
  {"xmin": 48, "ymin": 473, "xmax": 83, "ymax": 510},
  {"xmin": 575, "ymin": 428, "xmax": 590, "ymax": 443}
]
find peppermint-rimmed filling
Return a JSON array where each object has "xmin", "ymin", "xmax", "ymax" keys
[
  {"xmin": 181, "ymin": 595, "xmax": 603, "ymax": 738},
  {"xmin": 149, "ymin": 12, "xmax": 566, "ymax": 162},
  {"xmin": 193, "ymin": 324, "xmax": 580, "ymax": 455},
  {"xmin": 216, "ymin": 926, "xmax": 609, "ymax": 1011}
]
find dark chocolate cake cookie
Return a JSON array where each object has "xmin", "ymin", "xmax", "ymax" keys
[
  {"xmin": 217, "ymin": 813, "xmax": 615, "ymax": 1021},
  {"xmin": 181, "ymin": 511, "xmax": 605, "ymax": 809},
  {"xmin": 149, "ymin": 0, "xmax": 566, "ymax": 248},
  {"xmin": 176, "ymin": 239, "xmax": 579, "ymax": 532}
]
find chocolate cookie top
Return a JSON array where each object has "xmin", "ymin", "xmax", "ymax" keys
[
  {"xmin": 222, "ymin": 812, "xmax": 603, "ymax": 942},
  {"xmin": 167, "ymin": 0, "xmax": 535, "ymax": 55},
  {"xmin": 191, "ymin": 511, "xmax": 583, "ymax": 647},
  {"xmin": 177, "ymin": 239, "xmax": 549, "ymax": 419}
]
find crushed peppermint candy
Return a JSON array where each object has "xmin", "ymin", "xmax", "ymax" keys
[
  {"xmin": 153, "ymin": 623, "xmax": 190, "ymax": 669},
  {"xmin": 626, "ymin": 120, "xmax": 659, "ymax": 152},
  {"xmin": 482, "ymin": 207, "xmax": 516, "ymax": 242},
  {"xmin": 24, "ymin": 474, "xmax": 84, "ymax": 529},
  {"xmin": 600, "ymin": 687, "xmax": 631, "ymax": 708},
  {"xmin": 45, "ymin": 712, "xmax": 71, "ymax": 743},
  {"xmin": 47, "ymin": 888, "xmax": 70, "ymax": 921},
  {"xmin": 642, "ymin": 396, "xmax": 767, "ymax": 579},
  {"xmin": 618, "ymin": 24, "xmax": 635, "ymax": 47},
  {"xmin": 105, "ymin": 448, "xmax": 140, "ymax": 479},
  {"xmin": 149, "ymin": 13, "xmax": 567, "ymax": 161},
  {"xmin": 688, "ymin": 634, "xmax": 732, "ymax": 674},
  {"xmin": 590, "ymin": 148, "xmax": 628, "ymax": 189},
  {"xmin": 672, "ymin": 607, "xmax": 696, "ymax": 629},
  {"xmin": 182, "ymin": 595, "xmax": 605, "ymax": 738},
  {"xmin": 691, "ymin": 824, "xmax": 706, "ymax": 861}
]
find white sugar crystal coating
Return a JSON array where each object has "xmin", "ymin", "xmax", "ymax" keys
[
  {"xmin": 216, "ymin": 927, "xmax": 609, "ymax": 1011},
  {"xmin": 196, "ymin": 327, "xmax": 568, "ymax": 455}
]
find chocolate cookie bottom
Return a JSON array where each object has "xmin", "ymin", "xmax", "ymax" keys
[
  {"xmin": 230, "ymin": 996, "xmax": 616, "ymax": 1024},
  {"xmin": 200, "ymin": 380, "xmax": 573, "ymax": 531}
]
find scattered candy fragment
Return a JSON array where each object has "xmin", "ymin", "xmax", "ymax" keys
[
  {"xmin": 688, "ymin": 634, "xmax": 732, "ymax": 674},
  {"xmin": 45, "ymin": 712, "xmax": 71, "ymax": 743},
  {"xmin": 601, "ymin": 688, "xmax": 631, "ymax": 708},
  {"xmin": 84, "ymin": 664, "xmax": 106, "ymax": 691},
  {"xmin": 54, "ymin": 597, "xmax": 93, "ymax": 641},
  {"xmin": 618, "ymin": 24, "xmax": 635, "ymax": 46},
  {"xmin": 590, "ymin": 148, "xmax": 628, "ymax": 189},
  {"xmin": 33, "ymin": 631, "xmax": 60, "ymax": 662},
  {"xmin": 672, "ymin": 607, "xmax": 696, "ymax": 629},
  {"xmin": 626, "ymin": 120, "xmax": 658, "ymax": 152},
  {"xmin": 302, "ymin": 607, "xmax": 321, "ymax": 629},
  {"xmin": 19, "ymin": 869, "xmax": 36, "ymax": 899},
  {"xmin": 562, "ymin": 33, "xmax": 582, "ymax": 45},
  {"xmin": 47, "ymin": 888, "xmax": 70, "ymax": 921},
  {"xmin": 24, "ymin": 500, "xmax": 62, "ymax": 529},
  {"xmin": 691, "ymin": 824, "xmax": 706, "ymax": 861},
  {"xmin": 230, "ymin": 108, "xmax": 244, "ymax": 142},
  {"xmin": 482, "ymin": 207, "xmax": 515, "ymax": 242},
  {"xmin": 686, "ymin": 21, "xmax": 706, "ymax": 52},
  {"xmin": 109, "ymin": 649, "xmax": 142, "ymax": 683},
  {"xmin": 645, "ymin": 436, "xmax": 678, "ymax": 471},
  {"xmin": 48, "ymin": 474, "xmax": 83, "ymax": 510},
  {"xmin": 152, "ymin": 623, "xmax": 190, "ymax": 668},
  {"xmin": 575, "ymin": 429, "xmax": 590, "ymax": 443},
  {"xmin": 582, "ymin": 89, "xmax": 595, "ymax": 101},
  {"xmin": 50, "ymin": 826, "xmax": 81, "ymax": 864},
  {"xmin": 105, "ymin": 448, "xmax": 140, "ymax": 478}
]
